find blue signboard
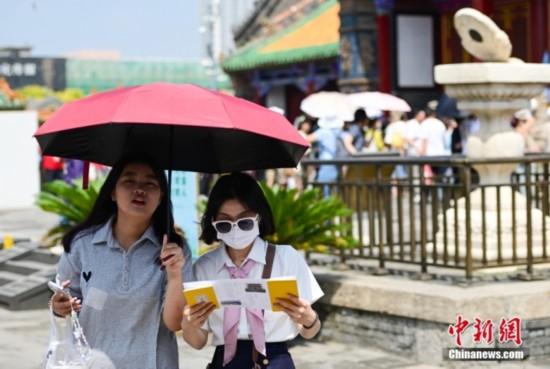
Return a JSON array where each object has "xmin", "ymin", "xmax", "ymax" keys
[{"xmin": 170, "ymin": 171, "xmax": 199, "ymax": 259}]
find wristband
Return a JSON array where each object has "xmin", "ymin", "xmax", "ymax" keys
[{"xmin": 302, "ymin": 312, "xmax": 318, "ymax": 330}]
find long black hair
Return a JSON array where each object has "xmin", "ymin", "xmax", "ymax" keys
[
  {"xmin": 200, "ymin": 172, "xmax": 275, "ymax": 244},
  {"xmin": 62, "ymin": 154, "xmax": 183, "ymax": 252}
]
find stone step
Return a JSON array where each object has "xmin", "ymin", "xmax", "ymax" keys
[
  {"xmin": 0, "ymin": 275, "xmax": 51, "ymax": 310},
  {"xmin": 0, "ymin": 247, "xmax": 32, "ymax": 265},
  {"xmin": 0, "ymin": 270, "xmax": 26, "ymax": 282},
  {"xmin": 13, "ymin": 249, "xmax": 59, "ymax": 265},
  {"xmin": 2, "ymin": 259, "xmax": 57, "ymax": 274},
  {"xmin": 0, "ymin": 243, "xmax": 58, "ymax": 310},
  {"xmin": 0, "ymin": 275, "xmax": 47, "ymax": 298}
]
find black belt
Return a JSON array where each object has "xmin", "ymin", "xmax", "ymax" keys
[{"xmin": 215, "ymin": 340, "xmax": 289, "ymax": 354}]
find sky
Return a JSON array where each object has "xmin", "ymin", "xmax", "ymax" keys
[{"xmin": 0, "ymin": 0, "xmax": 202, "ymax": 59}]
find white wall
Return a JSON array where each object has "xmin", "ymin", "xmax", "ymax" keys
[{"xmin": 0, "ymin": 111, "xmax": 40, "ymax": 209}]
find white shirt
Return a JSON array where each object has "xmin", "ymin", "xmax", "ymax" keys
[
  {"xmin": 193, "ymin": 237, "xmax": 324, "ymax": 346},
  {"xmin": 384, "ymin": 120, "xmax": 407, "ymax": 147},
  {"xmin": 403, "ymin": 119, "xmax": 422, "ymax": 156},
  {"xmin": 418, "ymin": 117, "xmax": 447, "ymax": 156}
]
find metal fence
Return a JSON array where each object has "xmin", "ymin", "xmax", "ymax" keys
[{"xmin": 301, "ymin": 154, "xmax": 550, "ymax": 279}]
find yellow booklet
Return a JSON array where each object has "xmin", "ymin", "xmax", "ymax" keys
[
  {"xmin": 183, "ymin": 277, "xmax": 299, "ymax": 311},
  {"xmin": 267, "ymin": 277, "xmax": 299, "ymax": 312},
  {"xmin": 183, "ymin": 284, "xmax": 220, "ymax": 309}
]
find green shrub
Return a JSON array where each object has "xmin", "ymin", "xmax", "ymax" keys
[
  {"xmin": 36, "ymin": 179, "xmax": 104, "ymax": 246},
  {"xmin": 261, "ymin": 184, "xmax": 356, "ymax": 252}
]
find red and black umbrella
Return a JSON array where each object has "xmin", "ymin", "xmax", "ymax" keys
[
  {"xmin": 35, "ymin": 83, "xmax": 309, "ymax": 233},
  {"xmin": 35, "ymin": 82, "xmax": 308, "ymax": 174}
]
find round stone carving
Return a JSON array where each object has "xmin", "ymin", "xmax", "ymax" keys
[{"xmin": 454, "ymin": 8, "xmax": 512, "ymax": 62}]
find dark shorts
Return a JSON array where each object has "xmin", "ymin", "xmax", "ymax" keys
[{"xmin": 208, "ymin": 340, "xmax": 295, "ymax": 369}]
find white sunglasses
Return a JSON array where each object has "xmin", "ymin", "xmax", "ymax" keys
[{"xmin": 212, "ymin": 215, "xmax": 259, "ymax": 234}]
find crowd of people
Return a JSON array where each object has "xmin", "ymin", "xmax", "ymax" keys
[
  {"xmin": 253, "ymin": 103, "xmax": 458, "ymax": 190},
  {"xmin": 252, "ymin": 101, "xmax": 550, "ymax": 192}
]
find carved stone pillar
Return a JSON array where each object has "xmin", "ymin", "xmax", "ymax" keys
[{"xmin": 433, "ymin": 8, "xmax": 550, "ymax": 265}]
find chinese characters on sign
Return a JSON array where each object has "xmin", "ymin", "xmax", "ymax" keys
[
  {"xmin": 0, "ymin": 57, "xmax": 66, "ymax": 90},
  {"xmin": 0, "ymin": 62, "xmax": 37, "ymax": 77},
  {"xmin": 448, "ymin": 315, "xmax": 522, "ymax": 347}
]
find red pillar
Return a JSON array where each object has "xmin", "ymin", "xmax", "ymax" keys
[
  {"xmin": 530, "ymin": 0, "xmax": 547, "ymax": 62},
  {"xmin": 306, "ymin": 80, "xmax": 315, "ymax": 95},
  {"xmin": 471, "ymin": 0, "xmax": 493, "ymax": 14},
  {"xmin": 306, "ymin": 63, "xmax": 316, "ymax": 95},
  {"xmin": 254, "ymin": 87, "xmax": 263, "ymax": 105},
  {"xmin": 376, "ymin": 13, "xmax": 391, "ymax": 93}
]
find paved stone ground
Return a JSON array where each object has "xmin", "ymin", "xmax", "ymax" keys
[
  {"xmin": 1, "ymin": 207, "xmax": 548, "ymax": 368},
  {"xmin": 0, "ymin": 306, "xmax": 435, "ymax": 369}
]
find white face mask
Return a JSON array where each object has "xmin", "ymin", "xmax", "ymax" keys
[{"xmin": 214, "ymin": 216, "xmax": 260, "ymax": 250}]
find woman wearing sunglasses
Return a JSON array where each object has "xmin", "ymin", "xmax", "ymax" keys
[{"xmin": 181, "ymin": 172, "xmax": 323, "ymax": 369}]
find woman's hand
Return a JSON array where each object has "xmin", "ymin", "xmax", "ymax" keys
[
  {"xmin": 275, "ymin": 294, "xmax": 320, "ymax": 339},
  {"xmin": 50, "ymin": 280, "xmax": 81, "ymax": 317},
  {"xmin": 274, "ymin": 294, "xmax": 316, "ymax": 327},
  {"xmin": 182, "ymin": 302, "xmax": 216, "ymax": 330},
  {"xmin": 180, "ymin": 302, "xmax": 213, "ymax": 349},
  {"xmin": 160, "ymin": 234, "xmax": 185, "ymax": 281}
]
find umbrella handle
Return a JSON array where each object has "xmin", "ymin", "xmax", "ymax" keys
[
  {"xmin": 82, "ymin": 161, "xmax": 90, "ymax": 190},
  {"xmin": 166, "ymin": 126, "xmax": 174, "ymax": 241}
]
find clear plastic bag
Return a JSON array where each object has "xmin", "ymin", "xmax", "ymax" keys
[
  {"xmin": 43, "ymin": 307, "xmax": 87, "ymax": 369},
  {"xmin": 44, "ymin": 282, "xmax": 91, "ymax": 369}
]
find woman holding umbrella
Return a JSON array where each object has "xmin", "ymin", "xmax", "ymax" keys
[
  {"xmin": 180, "ymin": 172, "xmax": 323, "ymax": 369},
  {"xmin": 50, "ymin": 154, "xmax": 193, "ymax": 369}
]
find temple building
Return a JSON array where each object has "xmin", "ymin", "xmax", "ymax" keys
[{"xmin": 222, "ymin": 0, "xmax": 549, "ymax": 120}]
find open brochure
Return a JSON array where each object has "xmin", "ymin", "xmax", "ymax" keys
[{"xmin": 183, "ymin": 276, "xmax": 299, "ymax": 311}]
